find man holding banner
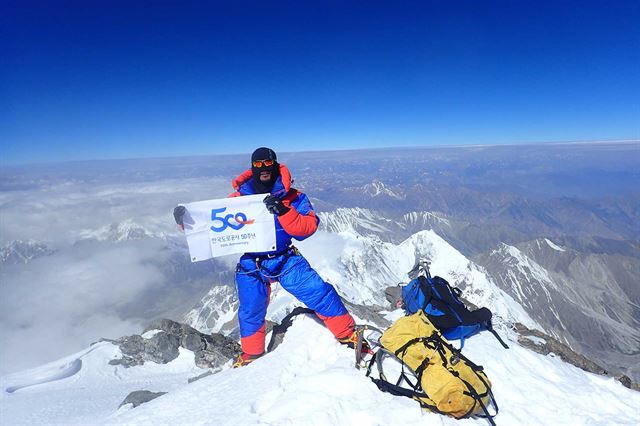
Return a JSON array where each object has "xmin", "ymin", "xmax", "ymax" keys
[{"xmin": 174, "ymin": 147, "xmax": 359, "ymax": 367}]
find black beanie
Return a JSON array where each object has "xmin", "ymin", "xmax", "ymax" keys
[
  {"xmin": 251, "ymin": 147, "xmax": 277, "ymax": 163},
  {"xmin": 250, "ymin": 147, "xmax": 279, "ymax": 193}
]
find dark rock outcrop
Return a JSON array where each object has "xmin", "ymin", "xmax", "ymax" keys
[
  {"xmin": 515, "ymin": 322, "xmax": 608, "ymax": 376},
  {"xmin": 515, "ymin": 322, "xmax": 609, "ymax": 376},
  {"xmin": 343, "ymin": 299, "xmax": 391, "ymax": 328},
  {"xmin": 108, "ymin": 318, "xmax": 240, "ymax": 369},
  {"xmin": 515, "ymin": 323, "xmax": 639, "ymax": 390},
  {"xmin": 384, "ymin": 285, "xmax": 403, "ymax": 309}
]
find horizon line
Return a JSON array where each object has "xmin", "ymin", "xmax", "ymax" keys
[{"xmin": 3, "ymin": 138, "xmax": 639, "ymax": 168}]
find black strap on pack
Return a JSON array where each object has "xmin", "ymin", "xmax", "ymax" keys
[
  {"xmin": 487, "ymin": 326, "xmax": 510, "ymax": 349},
  {"xmin": 418, "ymin": 276, "xmax": 433, "ymax": 311},
  {"xmin": 427, "ymin": 334, "xmax": 499, "ymax": 424},
  {"xmin": 266, "ymin": 306, "xmax": 315, "ymax": 353},
  {"xmin": 366, "ymin": 335, "xmax": 499, "ymax": 426},
  {"xmin": 416, "ymin": 275, "xmax": 510, "ymax": 350}
]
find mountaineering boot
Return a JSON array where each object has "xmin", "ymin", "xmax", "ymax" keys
[
  {"xmin": 338, "ymin": 330, "xmax": 374, "ymax": 356},
  {"xmin": 232, "ymin": 352, "xmax": 264, "ymax": 368}
]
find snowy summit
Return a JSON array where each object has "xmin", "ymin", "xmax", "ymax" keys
[{"xmin": 1, "ymin": 310, "xmax": 639, "ymax": 425}]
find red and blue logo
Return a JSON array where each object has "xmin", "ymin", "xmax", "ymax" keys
[{"xmin": 210, "ymin": 207, "xmax": 255, "ymax": 232}]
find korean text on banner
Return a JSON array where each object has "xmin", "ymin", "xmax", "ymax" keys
[{"xmin": 181, "ymin": 194, "xmax": 277, "ymax": 261}]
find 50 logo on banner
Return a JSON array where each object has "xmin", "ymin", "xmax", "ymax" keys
[{"xmin": 210, "ymin": 207, "xmax": 255, "ymax": 232}]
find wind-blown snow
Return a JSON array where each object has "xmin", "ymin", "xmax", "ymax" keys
[{"xmin": 3, "ymin": 315, "xmax": 638, "ymax": 426}]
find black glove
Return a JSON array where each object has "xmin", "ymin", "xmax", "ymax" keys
[
  {"xmin": 263, "ymin": 195, "xmax": 290, "ymax": 216},
  {"xmin": 173, "ymin": 205, "xmax": 186, "ymax": 225}
]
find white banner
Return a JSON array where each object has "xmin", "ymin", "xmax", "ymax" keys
[{"xmin": 180, "ymin": 194, "xmax": 277, "ymax": 262}]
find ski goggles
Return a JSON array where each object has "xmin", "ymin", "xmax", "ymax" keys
[{"xmin": 252, "ymin": 159, "xmax": 275, "ymax": 168}]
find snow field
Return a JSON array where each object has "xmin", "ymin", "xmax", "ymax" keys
[
  {"xmin": 0, "ymin": 343, "xmax": 201, "ymax": 425},
  {"xmin": 110, "ymin": 314, "xmax": 640, "ymax": 426},
  {"xmin": 3, "ymin": 225, "xmax": 640, "ymax": 425},
  {"xmin": 2, "ymin": 314, "xmax": 639, "ymax": 425}
]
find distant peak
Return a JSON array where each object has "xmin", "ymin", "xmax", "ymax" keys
[{"xmin": 362, "ymin": 180, "xmax": 404, "ymax": 199}]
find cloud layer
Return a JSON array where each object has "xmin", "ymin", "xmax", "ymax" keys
[{"xmin": 0, "ymin": 175, "xmax": 231, "ymax": 374}]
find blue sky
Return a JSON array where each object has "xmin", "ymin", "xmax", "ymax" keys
[{"xmin": 2, "ymin": 0, "xmax": 639, "ymax": 164}]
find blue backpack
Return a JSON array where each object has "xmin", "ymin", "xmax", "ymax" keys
[{"xmin": 402, "ymin": 272, "xmax": 509, "ymax": 349}]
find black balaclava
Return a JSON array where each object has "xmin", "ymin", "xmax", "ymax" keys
[{"xmin": 251, "ymin": 147, "xmax": 280, "ymax": 193}]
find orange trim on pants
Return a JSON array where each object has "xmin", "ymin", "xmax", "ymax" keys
[
  {"xmin": 316, "ymin": 312, "xmax": 355, "ymax": 339},
  {"xmin": 240, "ymin": 323, "xmax": 267, "ymax": 356}
]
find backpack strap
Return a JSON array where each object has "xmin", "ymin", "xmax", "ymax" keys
[
  {"xmin": 487, "ymin": 324, "xmax": 510, "ymax": 349},
  {"xmin": 417, "ymin": 276, "xmax": 433, "ymax": 311},
  {"xmin": 366, "ymin": 349, "xmax": 451, "ymax": 417},
  {"xmin": 435, "ymin": 335, "xmax": 500, "ymax": 421},
  {"xmin": 369, "ymin": 334, "xmax": 500, "ymax": 426}
]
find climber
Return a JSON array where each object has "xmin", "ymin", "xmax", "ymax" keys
[{"xmin": 174, "ymin": 147, "xmax": 360, "ymax": 367}]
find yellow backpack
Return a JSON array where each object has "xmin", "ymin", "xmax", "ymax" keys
[{"xmin": 367, "ymin": 311, "xmax": 498, "ymax": 424}]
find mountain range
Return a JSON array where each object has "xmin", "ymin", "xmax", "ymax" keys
[{"xmin": 1, "ymin": 141, "xmax": 638, "ymax": 389}]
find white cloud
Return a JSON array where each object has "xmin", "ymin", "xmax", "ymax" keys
[
  {"xmin": 0, "ymin": 177, "xmax": 230, "ymax": 245},
  {"xmin": 0, "ymin": 176, "xmax": 233, "ymax": 374},
  {"xmin": 0, "ymin": 240, "xmax": 167, "ymax": 374}
]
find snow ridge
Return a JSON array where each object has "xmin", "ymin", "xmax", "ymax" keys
[
  {"xmin": 77, "ymin": 219, "xmax": 167, "ymax": 242},
  {"xmin": 3, "ymin": 226, "xmax": 640, "ymax": 425},
  {"xmin": 184, "ymin": 228, "xmax": 540, "ymax": 332},
  {"xmin": 318, "ymin": 207, "xmax": 395, "ymax": 235},
  {"xmin": 362, "ymin": 180, "xmax": 404, "ymax": 199},
  {"xmin": 5, "ymin": 316, "xmax": 637, "ymax": 425},
  {"xmin": 544, "ymin": 238, "xmax": 566, "ymax": 252},
  {"xmin": 402, "ymin": 211, "xmax": 451, "ymax": 227},
  {"xmin": 0, "ymin": 240, "xmax": 55, "ymax": 264},
  {"xmin": 184, "ymin": 285, "xmax": 238, "ymax": 334}
]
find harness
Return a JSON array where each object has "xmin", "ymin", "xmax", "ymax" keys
[{"xmin": 235, "ymin": 245, "xmax": 301, "ymax": 284}]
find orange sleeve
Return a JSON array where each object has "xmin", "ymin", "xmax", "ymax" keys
[
  {"xmin": 232, "ymin": 169, "xmax": 253, "ymax": 191},
  {"xmin": 277, "ymin": 192, "xmax": 318, "ymax": 237}
]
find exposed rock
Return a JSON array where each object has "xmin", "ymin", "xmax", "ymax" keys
[
  {"xmin": 614, "ymin": 374, "xmax": 640, "ymax": 391},
  {"xmin": 109, "ymin": 332, "xmax": 180, "ymax": 367},
  {"xmin": 183, "ymin": 284, "xmax": 239, "ymax": 336},
  {"xmin": 119, "ymin": 390, "xmax": 167, "ymax": 408},
  {"xmin": 384, "ymin": 285, "xmax": 403, "ymax": 309},
  {"xmin": 109, "ymin": 318, "xmax": 240, "ymax": 369},
  {"xmin": 617, "ymin": 374, "xmax": 632, "ymax": 389},
  {"xmin": 515, "ymin": 322, "xmax": 608, "ymax": 375},
  {"xmin": 195, "ymin": 332, "xmax": 241, "ymax": 369},
  {"xmin": 476, "ymin": 238, "xmax": 640, "ymax": 382},
  {"xmin": 343, "ymin": 299, "xmax": 391, "ymax": 328},
  {"xmin": 515, "ymin": 330, "xmax": 640, "ymax": 391}
]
